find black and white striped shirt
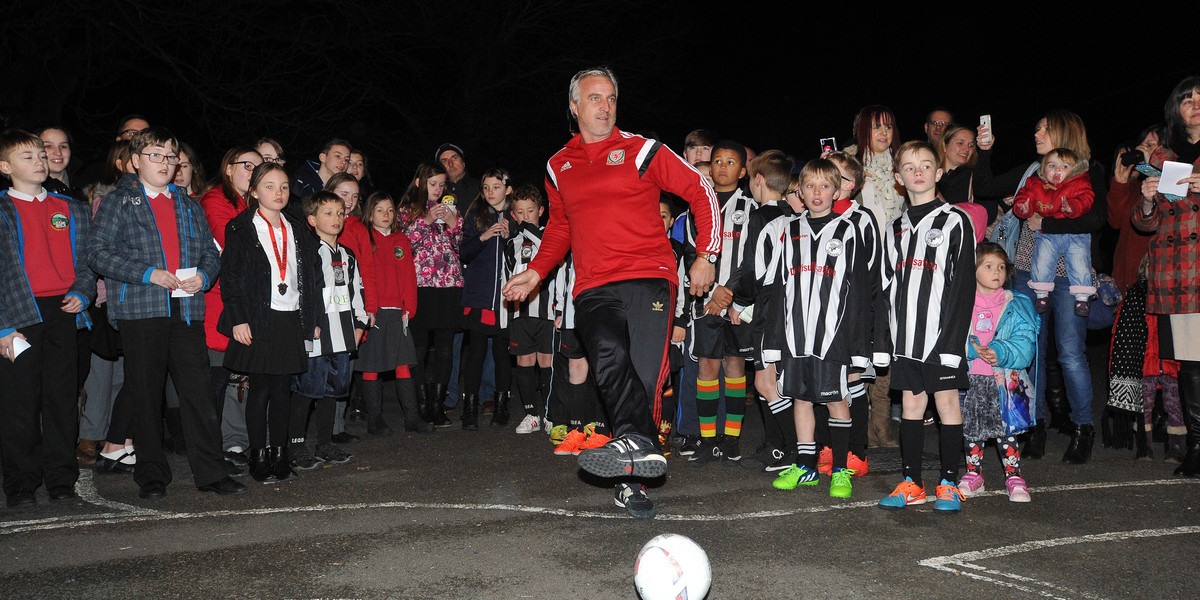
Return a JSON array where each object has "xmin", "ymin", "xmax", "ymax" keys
[
  {"xmin": 309, "ymin": 240, "xmax": 367, "ymax": 357},
  {"xmin": 879, "ymin": 201, "xmax": 976, "ymax": 368},
  {"xmin": 757, "ymin": 210, "xmax": 876, "ymax": 367},
  {"xmin": 684, "ymin": 188, "xmax": 758, "ymax": 318},
  {"xmin": 503, "ymin": 222, "xmax": 556, "ymax": 325},
  {"xmin": 553, "ymin": 252, "xmax": 577, "ymax": 330}
]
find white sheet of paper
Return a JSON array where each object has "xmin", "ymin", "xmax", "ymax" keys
[
  {"xmin": 11, "ymin": 337, "xmax": 31, "ymax": 359},
  {"xmin": 1159, "ymin": 161, "xmax": 1193, "ymax": 197},
  {"xmin": 172, "ymin": 267, "xmax": 198, "ymax": 297}
]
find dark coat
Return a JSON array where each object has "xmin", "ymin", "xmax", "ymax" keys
[{"xmin": 217, "ymin": 208, "xmax": 322, "ymax": 342}]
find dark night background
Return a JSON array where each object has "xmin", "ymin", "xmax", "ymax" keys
[{"xmin": 3, "ymin": 1, "xmax": 1199, "ymax": 192}]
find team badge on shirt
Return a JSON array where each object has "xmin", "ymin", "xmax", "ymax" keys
[
  {"xmin": 520, "ymin": 245, "xmax": 533, "ymax": 259},
  {"xmin": 732, "ymin": 210, "xmax": 746, "ymax": 225},
  {"xmin": 926, "ymin": 229, "xmax": 944, "ymax": 247},
  {"xmin": 394, "ymin": 246, "xmax": 405, "ymax": 259},
  {"xmin": 333, "ymin": 265, "xmax": 346, "ymax": 286},
  {"xmin": 825, "ymin": 239, "xmax": 843, "ymax": 257},
  {"xmin": 50, "ymin": 212, "xmax": 69, "ymax": 230},
  {"xmin": 606, "ymin": 150, "xmax": 625, "ymax": 165}
]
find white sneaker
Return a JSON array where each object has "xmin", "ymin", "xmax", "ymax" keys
[
  {"xmin": 543, "ymin": 419, "xmax": 554, "ymax": 434},
  {"xmin": 515, "ymin": 414, "xmax": 541, "ymax": 434}
]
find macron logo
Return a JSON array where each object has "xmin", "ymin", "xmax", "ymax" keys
[{"xmin": 561, "ymin": 161, "xmax": 572, "ymax": 172}]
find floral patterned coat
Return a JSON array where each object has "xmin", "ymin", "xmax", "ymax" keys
[{"xmin": 401, "ymin": 200, "xmax": 463, "ymax": 288}]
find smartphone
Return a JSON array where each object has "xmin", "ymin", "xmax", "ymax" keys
[
  {"xmin": 819, "ymin": 137, "xmax": 838, "ymax": 154},
  {"xmin": 979, "ymin": 115, "xmax": 993, "ymax": 144},
  {"xmin": 1135, "ymin": 163, "xmax": 1162, "ymax": 178}
]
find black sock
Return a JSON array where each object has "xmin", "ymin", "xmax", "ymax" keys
[
  {"xmin": 848, "ymin": 381, "xmax": 868, "ymax": 457},
  {"xmin": 900, "ymin": 418, "xmax": 924, "ymax": 487},
  {"xmin": 289, "ymin": 393, "xmax": 314, "ymax": 445},
  {"xmin": 797, "ymin": 441, "xmax": 817, "ymax": 469},
  {"xmin": 539, "ymin": 366, "xmax": 554, "ymax": 421},
  {"xmin": 516, "ymin": 366, "xmax": 538, "ymax": 415},
  {"xmin": 829, "ymin": 417, "xmax": 851, "ymax": 470},
  {"xmin": 940, "ymin": 423, "xmax": 964, "ymax": 484}
]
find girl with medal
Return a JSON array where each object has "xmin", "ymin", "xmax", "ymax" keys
[{"xmin": 219, "ymin": 163, "xmax": 321, "ymax": 483}]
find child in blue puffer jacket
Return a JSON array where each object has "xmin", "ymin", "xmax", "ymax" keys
[{"xmin": 958, "ymin": 242, "xmax": 1040, "ymax": 503}]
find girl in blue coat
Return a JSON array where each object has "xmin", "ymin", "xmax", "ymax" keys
[{"xmin": 958, "ymin": 242, "xmax": 1040, "ymax": 502}]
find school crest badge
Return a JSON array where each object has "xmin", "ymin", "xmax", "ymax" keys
[
  {"xmin": 925, "ymin": 229, "xmax": 944, "ymax": 247},
  {"xmin": 521, "ymin": 245, "xmax": 533, "ymax": 259},
  {"xmin": 50, "ymin": 212, "xmax": 69, "ymax": 230},
  {"xmin": 606, "ymin": 150, "xmax": 625, "ymax": 165},
  {"xmin": 731, "ymin": 210, "xmax": 746, "ymax": 225},
  {"xmin": 825, "ymin": 239, "xmax": 843, "ymax": 257},
  {"xmin": 333, "ymin": 266, "xmax": 346, "ymax": 286},
  {"xmin": 394, "ymin": 246, "xmax": 405, "ymax": 259}
]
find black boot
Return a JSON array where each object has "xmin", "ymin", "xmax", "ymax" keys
[
  {"xmin": 1045, "ymin": 363, "xmax": 1071, "ymax": 434},
  {"xmin": 415, "ymin": 384, "xmax": 430, "ymax": 422},
  {"xmin": 461, "ymin": 392, "xmax": 480, "ymax": 431},
  {"xmin": 1062, "ymin": 424, "xmax": 1095, "ymax": 465},
  {"xmin": 491, "ymin": 391, "xmax": 511, "ymax": 426},
  {"xmin": 362, "ymin": 378, "xmax": 392, "ymax": 435},
  {"xmin": 398, "ymin": 378, "xmax": 434, "ymax": 433},
  {"xmin": 270, "ymin": 446, "xmax": 297, "ymax": 482},
  {"xmin": 1135, "ymin": 421, "xmax": 1153, "ymax": 461},
  {"xmin": 1024, "ymin": 420, "xmax": 1046, "ymax": 460},
  {"xmin": 429, "ymin": 383, "xmax": 452, "ymax": 428},
  {"xmin": 248, "ymin": 448, "xmax": 272, "ymax": 483},
  {"xmin": 1166, "ymin": 434, "xmax": 1187, "ymax": 464},
  {"xmin": 1174, "ymin": 443, "xmax": 1200, "ymax": 477}
]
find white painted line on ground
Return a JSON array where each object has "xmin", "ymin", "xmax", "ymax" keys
[
  {"xmin": 3, "ymin": 477, "xmax": 1197, "ymax": 535},
  {"xmin": 919, "ymin": 525, "xmax": 1200, "ymax": 600},
  {"xmin": 76, "ymin": 469, "xmax": 160, "ymax": 515}
]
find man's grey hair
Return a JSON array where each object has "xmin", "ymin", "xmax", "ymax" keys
[{"xmin": 568, "ymin": 67, "xmax": 619, "ymax": 104}]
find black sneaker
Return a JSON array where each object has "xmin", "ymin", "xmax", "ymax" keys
[
  {"xmin": 315, "ymin": 443, "xmax": 353, "ymax": 465},
  {"xmin": 766, "ymin": 449, "xmax": 796, "ymax": 473},
  {"xmin": 719, "ymin": 436, "xmax": 742, "ymax": 463},
  {"xmin": 687, "ymin": 437, "xmax": 723, "ymax": 467},
  {"xmin": 677, "ymin": 435, "xmax": 701, "ymax": 456},
  {"xmin": 614, "ymin": 482, "xmax": 656, "ymax": 520},
  {"xmin": 577, "ymin": 434, "xmax": 667, "ymax": 478},
  {"xmin": 289, "ymin": 444, "xmax": 324, "ymax": 472},
  {"xmin": 740, "ymin": 444, "xmax": 780, "ymax": 470}
]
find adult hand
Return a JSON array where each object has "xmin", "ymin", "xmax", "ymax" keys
[
  {"xmin": 0, "ymin": 331, "xmax": 26, "ymax": 363},
  {"xmin": 688, "ymin": 260, "xmax": 715, "ymax": 297},
  {"xmin": 976, "ymin": 124, "xmax": 994, "ymax": 151},
  {"xmin": 1177, "ymin": 173, "xmax": 1200, "ymax": 195},
  {"xmin": 178, "ymin": 273, "xmax": 204, "ymax": 295},
  {"xmin": 149, "ymin": 269, "xmax": 182, "ymax": 291},
  {"xmin": 61, "ymin": 295, "xmax": 83, "ymax": 314},
  {"xmin": 1027, "ymin": 213, "xmax": 1043, "ymax": 232},
  {"xmin": 502, "ymin": 269, "xmax": 542, "ymax": 302},
  {"xmin": 1113, "ymin": 150, "xmax": 1134, "ymax": 185},
  {"xmin": 233, "ymin": 323, "xmax": 252, "ymax": 346},
  {"xmin": 1142, "ymin": 176, "xmax": 1160, "ymax": 204}
]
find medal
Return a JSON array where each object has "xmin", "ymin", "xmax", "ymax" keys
[{"xmin": 259, "ymin": 210, "xmax": 289, "ymax": 295}]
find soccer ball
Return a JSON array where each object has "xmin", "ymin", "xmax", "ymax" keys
[{"xmin": 633, "ymin": 533, "xmax": 711, "ymax": 600}]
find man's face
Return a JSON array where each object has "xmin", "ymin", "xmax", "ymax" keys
[
  {"xmin": 439, "ymin": 150, "xmax": 465, "ymax": 182},
  {"xmin": 570, "ymin": 75, "xmax": 617, "ymax": 142},
  {"xmin": 320, "ymin": 144, "xmax": 351, "ymax": 175},
  {"xmin": 118, "ymin": 118, "xmax": 149, "ymax": 141},
  {"xmin": 925, "ymin": 110, "xmax": 952, "ymax": 144}
]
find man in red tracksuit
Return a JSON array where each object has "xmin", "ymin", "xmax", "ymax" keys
[{"xmin": 503, "ymin": 67, "xmax": 721, "ymax": 519}]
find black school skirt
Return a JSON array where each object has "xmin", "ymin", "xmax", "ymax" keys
[{"xmin": 224, "ymin": 309, "xmax": 308, "ymax": 375}]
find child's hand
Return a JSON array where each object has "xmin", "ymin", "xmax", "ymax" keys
[
  {"xmin": 366, "ymin": 312, "xmax": 376, "ymax": 327},
  {"xmin": 1, "ymin": 331, "xmax": 26, "ymax": 363},
  {"xmin": 672, "ymin": 326, "xmax": 686, "ymax": 344},
  {"xmin": 355, "ymin": 327, "xmax": 365, "ymax": 346},
  {"xmin": 149, "ymin": 269, "xmax": 182, "ymax": 291},
  {"xmin": 710, "ymin": 285, "xmax": 733, "ymax": 310},
  {"xmin": 702, "ymin": 298, "xmax": 723, "ymax": 316},
  {"xmin": 554, "ymin": 316, "xmax": 562, "ymax": 330},
  {"xmin": 971, "ymin": 339, "xmax": 998, "ymax": 366},
  {"xmin": 178, "ymin": 273, "xmax": 204, "ymax": 295},
  {"xmin": 313, "ymin": 326, "xmax": 321, "ymax": 340},
  {"xmin": 729, "ymin": 308, "xmax": 741, "ymax": 325},
  {"xmin": 233, "ymin": 323, "xmax": 253, "ymax": 346},
  {"xmin": 1060, "ymin": 197, "xmax": 1073, "ymax": 216},
  {"xmin": 61, "ymin": 295, "xmax": 83, "ymax": 314}
]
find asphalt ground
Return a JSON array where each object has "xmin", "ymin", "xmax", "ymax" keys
[{"xmin": 3, "ymin": 391, "xmax": 1200, "ymax": 600}]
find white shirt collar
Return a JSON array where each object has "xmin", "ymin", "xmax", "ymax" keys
[{"xmin": 7, "ymin": 188, "xmax": 48, "ymax": 202}]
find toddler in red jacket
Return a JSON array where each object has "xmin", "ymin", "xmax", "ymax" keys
[{"xmin": 1012, "ymin": 148, "xmax": 1096, "ymax": 316}]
